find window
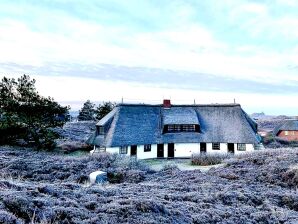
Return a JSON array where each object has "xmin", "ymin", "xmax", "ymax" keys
[
  {"xmin": 119, "ymin": 146, "xmax": 128, "ymax": 154},
  {"xmin": 181, "ymin": 124, "xmax": 196, "ymax": 132},
  {"xmin": 168, "ymin": 125, "xmax": 180, "ymax": 132},
  {"xmin": 254, "ymin": 144, "xmax": 260, "ymax": 150},
  {"xmin": 98, "ymin": 126, "xmax": 104, "ymax": 135},
  {"xmin": 212, "ymin": 143, "xmax": 220, "ymax": 150},
  {"xmin": 165, "ymin": 124, "xmax": 199, "ymax": 133},
  {"xmin": 144, "ymin": 144, "xmax": 151, "ymax": 152},
  {"xmin": 285, "ymin": 131, "xmax": 289, "ymax": 136},
  {"xmin": 237, "ymin": 144, "xmax": 246, "ymax": 151}
]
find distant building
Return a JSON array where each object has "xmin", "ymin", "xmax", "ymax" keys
[
  {"xmin": 258, "ymin": 129, "xmax": 271, "ymax": 137},
  {"xmin": 274, "ymin": 120, "xmax": 298, "ymax": 141},
  {"xmin": 87, "ymin": 100, "xmax": 261, "ymax": 159}
]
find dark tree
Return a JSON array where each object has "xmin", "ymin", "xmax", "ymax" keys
[
  {"xmin": 78, "ymin": 100, "xmax": 96, "ymax": 121},
  {"xmin": 0, "ymin": 75, "xmax": 69, "ymax": 149},
  {"xmin": 95, "ymin": 101, "xmax": 116, "ymax": 120}
]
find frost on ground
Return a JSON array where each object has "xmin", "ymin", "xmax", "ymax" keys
[{"xmin": 0, "ymin": 147, "xmax": 298, "ymax": 224}]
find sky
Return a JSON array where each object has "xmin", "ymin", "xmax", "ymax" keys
[{"xmin": 0, "ymin": 0, "xmax": 298, "ymax": 114}]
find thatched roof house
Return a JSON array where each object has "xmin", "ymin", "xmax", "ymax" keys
[
  {"xmin": 88, "ymin": 100, "xmax": 260, "ymax": 159},
  {"xmin": 274, "ymin": 120, "xmax": 298, "ymax": 141}
]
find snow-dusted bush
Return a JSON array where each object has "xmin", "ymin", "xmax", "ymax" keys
[{"xmin": 191, "ymin": 153, "xmax": 231, "ymax": 166}]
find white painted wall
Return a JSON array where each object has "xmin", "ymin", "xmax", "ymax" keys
[
  {"xmin": 206, "ymin": 143, "xmax": 228, "ymax": 154},
  {"xmin": 106, "ymin": 147, "xmax": 120, "ymax": 154},
  {"xmin": 235, "ymin": 144, "xmax": 254, "ymax": 155},
  {"xmin": 96, "ymin": 143, "xmax": 257, "ymax": 159},
  {"xmin": 136, "ymin": 145, "xmax": 158, "ymax": 160},
  {"xmin": 171, "ymin": 143, "xmax": 200, "ymax": 157}
]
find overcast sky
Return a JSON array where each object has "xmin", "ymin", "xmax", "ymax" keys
[{"xmin": 1, "ymin": 0, "xmax": 298, "ymax": 114}]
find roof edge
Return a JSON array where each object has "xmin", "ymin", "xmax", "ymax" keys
[{"xmin": 117, "ymin": 103, "xmax": 241, "ymax": 107}]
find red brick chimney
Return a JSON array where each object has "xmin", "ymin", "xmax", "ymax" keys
[{"xmin": 163, "ymin": 99, "xmax": 171, "ymax": 109}]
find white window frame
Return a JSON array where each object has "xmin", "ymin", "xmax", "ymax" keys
[
  {"xmin": 212, "ymin": 143, "xmax": 220, "ymax": 150},
  {"xmin": 237, "ymin": 143, "xmax": 246, "ymax": 151},
  {"xmin": 119, "ymin": 146, "xmax": 128, "ymax": 154}
]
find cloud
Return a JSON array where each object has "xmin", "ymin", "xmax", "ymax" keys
[
  {"xmin": 1, "ymin": 0, "xmax": 298, "ymax": 114},
  {"xmin": 5, "ymin": 73, "xmax": 297, "ymax": 115}
]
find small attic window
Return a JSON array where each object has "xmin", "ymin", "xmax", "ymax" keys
[{"xmin": 97, "ymin": 126, "xmax": 105, "ymax": 135}]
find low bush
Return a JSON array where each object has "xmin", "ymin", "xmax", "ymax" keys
[
  {"xmin": 111, "ymin": 154, "xmax": 151, "ymax": 171},
  {"xmin": 0, "ymin": 210, "xmax": 20, "ymax": 224},
  {"xmin": 191, "ymin": 153, "xmax": 231, "ymax": 166},
  {"xmin": 161, "ymin": 163, "xmax": 180, "ymax": 173},
  {"xmin": 58, "ymin": 141, "xmax": 92, "ymax": 153},
  {"xmin": 282, "ymin": 166, "xmax": 298, "ymax": 187}
]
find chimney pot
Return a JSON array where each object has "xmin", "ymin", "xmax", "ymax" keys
[{"xmin": 163, "ymin": 99, "xmax": 171, "ymax": 108}]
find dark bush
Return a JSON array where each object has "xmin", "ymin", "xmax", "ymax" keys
[
  {"xmin": 3, "ymin": 194, "xmax": 35, "ymax": 221},
  {"xmin": 282, "ymin": 167, "xmax": 298, "ymax": 187},
  {"xmin": 84, "ymin": 201, "xmax": 98, "ymax": 211},
  {"xmin": 107, "ymin": 171, "xmax": 124, "ymax": 183},
  {"xmin": 107, "ymin": 168, "xmax": 146, "ymax": 183},
  {"xmin": 59, "ymin": 141, "xmax": 92, "ymax": 153}
]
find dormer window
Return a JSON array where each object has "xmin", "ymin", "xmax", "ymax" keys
[{"xmin": 163, "ymin": 124, "xmax": 200, "ymax": 133}]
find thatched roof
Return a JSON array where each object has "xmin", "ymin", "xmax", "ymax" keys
[
  {"xmin": 87, "ymin": 103, "xmax": 259, "ymax": 147},
  {"xmin": 273, "ymin": 120, "xmax": 298, "ymax": 136},
  {"xmin": 163, "ymin": 107, "xmax": 199, "ymax": 125}
]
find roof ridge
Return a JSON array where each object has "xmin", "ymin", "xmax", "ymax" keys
[
  {"xmin": 104, "ymin": 107, "xmax": 120, "ymax": 146},
  {"xmin": 118, "ymin": 103, "xmax": 241, "ymax": 107}
]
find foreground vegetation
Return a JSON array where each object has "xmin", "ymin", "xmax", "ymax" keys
[{"xmin": 0, "ymin": 146, "xmax": 298, "ymax": 223}]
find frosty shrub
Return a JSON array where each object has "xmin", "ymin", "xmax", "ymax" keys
[
  {"xmin": 107, "ymin": 155, "xmax": 149, "ymax": 183},
  {"xmin": 1, "ymin": 146, "xmax": 298, "ymax": 223},
  {"xmin": 161, "ymin": 163, "xmax": 179, "ymax": 171},
  {"xmin": 0, "ymin": 147, "xmax": 151, "ymax": 184},
  {"xmin": 58, "ymin": 141, "xmax": 92, "ymax": 153},
  {"xmin": 111, "ymin": 154, "xmax": 151, "ymax": 171},
  {"xmin": 191, "ymin": 153, "xmax": 231, "ymax": 166},
  {"xmin": 282, "ymin": 166, "xmax": 298, "ymax": 187},
  {"xmin": 0, "ymin": 211, "xmax": 20, "ymax": 224}
]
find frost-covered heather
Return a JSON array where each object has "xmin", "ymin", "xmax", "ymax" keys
[
  {"xmin": 191, "ymin": 153, "xmax": 231, "ymax": 166},
  {"xmin": 0, "ymin": 146, "xmax": 298, "ymax": 223}
]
